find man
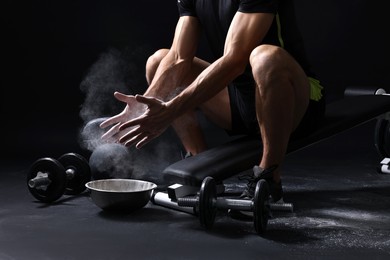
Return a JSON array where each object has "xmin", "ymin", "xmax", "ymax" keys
[{"xmin": 100, "ymin": 0, "xmax": 325, "ymax": 203}]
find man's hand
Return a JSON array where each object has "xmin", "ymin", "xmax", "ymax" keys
[
  {"xmin": 99, "ymin": 92, "xmax": 147, "ymax": 143},
  {"xmin": 100, "ymin": 92, "xmax": 174, "ymax": 149},
  {"xmin": 116, "ymin": 94, "xmax": 174, "ymax": 149}
]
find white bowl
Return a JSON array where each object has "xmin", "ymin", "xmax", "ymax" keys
[{"xmin": 86, "ymin": 179, "xmax": 157, "ymax": 212}]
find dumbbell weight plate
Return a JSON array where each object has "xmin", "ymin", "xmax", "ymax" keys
[
  {"xmin": 199, "ymin": 176, "xmax": 217, "ymax": 229},
  {"xmin": 253, "ymin": 179, "xmax": 270, "ymax": 235},
  {"xmin": 58, "ymin": 153, "xmax": 91, "ymax": 195},
  {"xmin": 27, "ymin": 158, "xmax": 67, "ymax": 203}
]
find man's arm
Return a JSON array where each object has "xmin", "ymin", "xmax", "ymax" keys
[
  {"xmin": 144, "ymin": 16, "xmax": 202, "ymax": 100},
  {"xmin": 99, "ymin": 16, "xmax": 201, "ymax": 140},
  {"xmin": 167, "ymin": 11, "xmax": 275, "ymax": 111},
  {"xmin": 116, "ymin": 11, "xmax": 276, "ymax": 148}
]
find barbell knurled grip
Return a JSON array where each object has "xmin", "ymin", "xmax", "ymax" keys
[
  {"xmin": 177, "ymin": 196, "xmax": 198, "ymax": 207},
  {"xmin": 215, "ymin": 198, "xmax": 253, "ymax": 211},
  {"xmin": 269, "ymin": 202, "xmax": 293, "ymax": 212},
  {"xmin": 28, "ymin": 172, "xmax": 52, "ymax": 189}
]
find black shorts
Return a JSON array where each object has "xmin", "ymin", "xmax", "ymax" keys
[{"xmin": 227, "ymin": 81, "xmax": 326, "ymax": 140}]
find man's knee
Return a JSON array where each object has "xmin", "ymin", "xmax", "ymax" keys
[
  {"xmin": 250, "ymin": 45, "xmax": 286, "ymax": 74},
  {"xmin": 250, "ymin": 44, "xmax": 310, "ymax": 119},
  {"xmin": 146, "ymin": 48, "xmax": 169, "ymax": 84},
  {"xmin": 147, "ymin": 49, "xmax": 169, "ymax": 66}
]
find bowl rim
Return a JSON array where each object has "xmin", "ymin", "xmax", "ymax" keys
[{"xmin": 85, "ymin": 178, "xmax": 157, "ymax": 193}]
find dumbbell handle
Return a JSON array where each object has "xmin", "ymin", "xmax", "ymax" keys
[
  {"xmin": 65, "ymin": 168, "xmax": 75, "ymax": 180},
  {"xmin": 28, "ymin": 172, "xmax": 52, "ymax": 189},
  {"xmin": 270, "ymin": 201, "xmax": 293, "ymax": 212},
  {"xmin": 178, "ymin": 196, "xmax": 293, "ymax": 212},
  {"xmin": 151, "ymin": 191, "xmax": 197, "ymax": 215},
  {"xmin": 28, "ymin": 168, "xmax": 75, "ymax": 189},
  {"xmin": 177, "ymin": 196, "xmax": 253, "ymax": 211},
  {"xmin": 215, "ymin": 198, "xmax": 293, "ymax": 212},
  {"xmin": 178, "ymin": 196, "xmax": 252, "ymax": 209},
  {"xmin": 216, "ymin": 198, "xmax": 253, "ymax": 210}
]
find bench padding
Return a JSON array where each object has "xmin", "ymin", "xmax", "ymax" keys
[{"xmin": 163, "ymin": 95, "xmax": 390, "ymax": 186}]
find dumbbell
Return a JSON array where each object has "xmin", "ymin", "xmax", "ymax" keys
[
  {"xmin": 177, "ymin": 176, "xmax": 271, "ymax": 235},
  {"xmin": 27, "ymin": 153, "xmax": 91, "ymax": 203}
]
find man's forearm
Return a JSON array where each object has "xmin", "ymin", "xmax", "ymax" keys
[
  {"xmin": 144, "ymin": 51, "xmax": 193, "ymax": 101},
  {"xmin": 167, "ymin": 53, "xmax": 246, "ymax": 114}
]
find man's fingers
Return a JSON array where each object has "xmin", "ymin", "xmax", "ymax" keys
[
  {"xmin": 119, "ymin": 116, "xmax": 145, "ymax": 131},
  {"xmin": 123, "ymin": 132, "xmax": 145, "ymax": 148},
  {"xmin": 114, "ymin": 92, "xmax": 134, "ymax": 103},
  {"xmin": 134, "ymin": 136, "xmax": 153, "ymax": 149},
  {"xmin": 124, "ymin": 133, "xmax": 150, "ymax": 149},
  {"xmin": 101, "ymin": 123, "xmax": 120, "ymax": 140},
  {"xmin": 119, "ymin": 125, "xmax": 142, "ymax": 144},
  {"xmin": 100, "ymin": 114, "xmax": 122, "ymax": 129}
]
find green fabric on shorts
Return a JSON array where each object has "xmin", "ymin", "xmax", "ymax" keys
[{"xmin": 308, "ymin": 77, "xmax": 323, "ymax": 101}]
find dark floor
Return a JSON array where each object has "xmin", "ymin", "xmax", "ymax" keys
[{"xmin": 1, "ymin": 120, "xmax": 390, "ymax": 259}]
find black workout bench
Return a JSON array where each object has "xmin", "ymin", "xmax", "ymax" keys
[
  {"xmin": 162, "ymin": 87, "xmax": 390, "ymax": 186},
  {"xmin": 151, "ymin": 86, "xmax": 390, "ymax": 234}
]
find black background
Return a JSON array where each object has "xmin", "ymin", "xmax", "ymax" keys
[{"xmin": 2, "ymin": 0, "xmax": 389, "ymax": 163}]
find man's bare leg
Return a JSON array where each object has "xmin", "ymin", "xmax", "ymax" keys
[{"xmin": 250, "ymin": 45, "xmax": 310, "ymax": 183}]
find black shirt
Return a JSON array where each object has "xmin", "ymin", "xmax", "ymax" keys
[{"xmin": 177, "ymin": 0, "xmax": 315, "ymax": 83}]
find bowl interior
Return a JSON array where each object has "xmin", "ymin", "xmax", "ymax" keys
[{"xmin": 86, "ymin": 179, "xmax": 157, "ymax": 193}]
